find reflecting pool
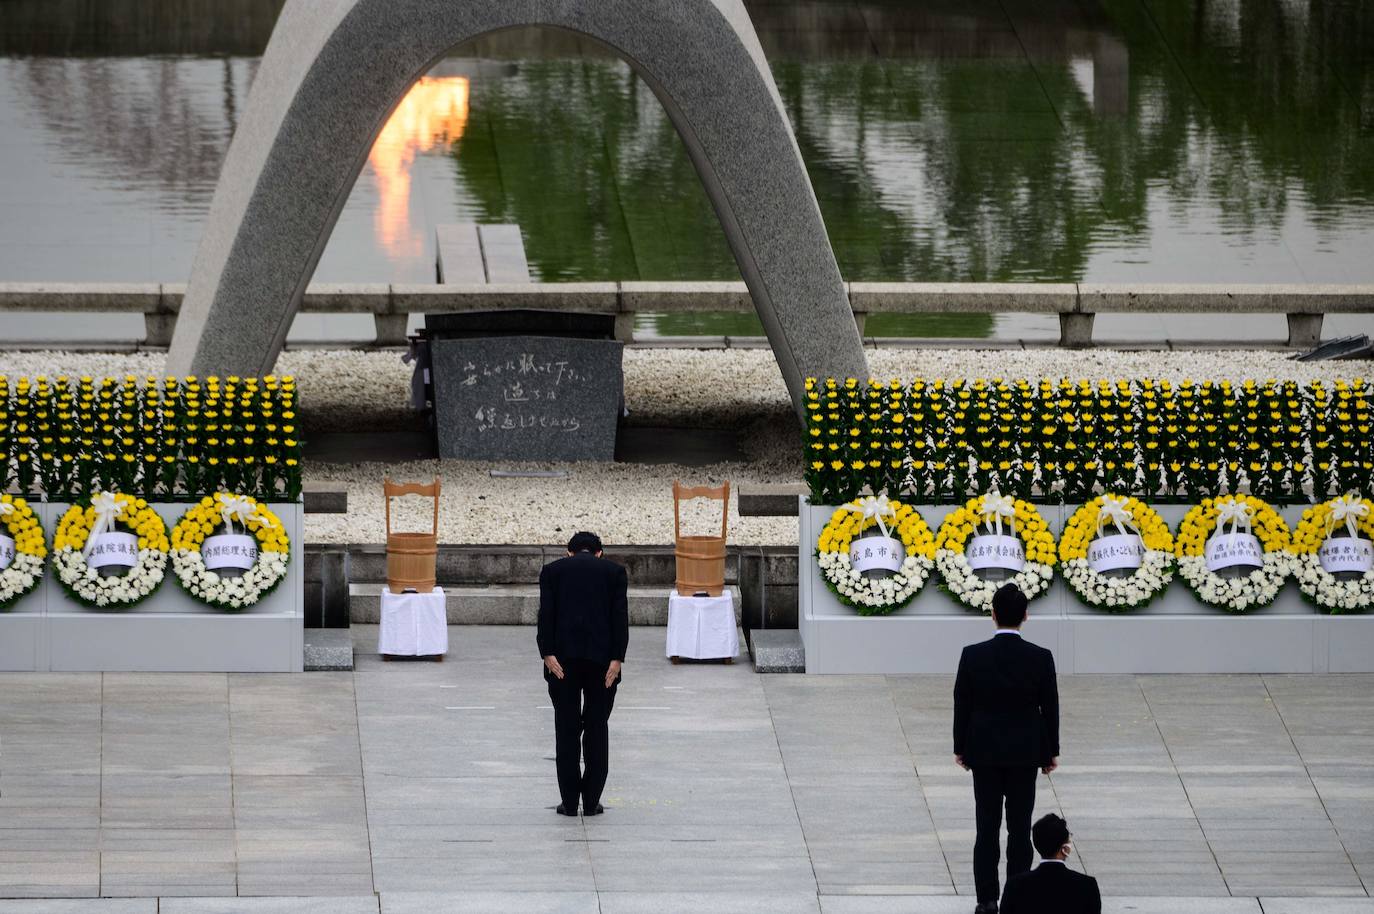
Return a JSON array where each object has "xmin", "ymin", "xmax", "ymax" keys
[{"xmin": 1, "ymin": 0, "xmax": 1373, "ymax": 340}]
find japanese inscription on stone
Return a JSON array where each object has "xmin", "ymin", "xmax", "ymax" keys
[{"xmin": 431, "ymin": 336, "xmax": 623, "ymax": 461}]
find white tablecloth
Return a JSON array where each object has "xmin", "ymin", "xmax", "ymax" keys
[
  {"xmin": 378, "ymin": 586, "xmax": 449, "ymax": 657},
  {"xmin": 666, "ymin": 588, "xmax": 739, "ymax": 660}
]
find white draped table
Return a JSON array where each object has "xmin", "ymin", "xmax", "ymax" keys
[
  {"xmin": 666, "ymin": 588, "xmax": 739, "ymax": 662},
  {"xmin": 378, "ymin": 586, "xmax": 448, "ymax": 660}
]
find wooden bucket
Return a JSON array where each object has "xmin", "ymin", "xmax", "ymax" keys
[
  {"xmin": 385, "ymin": 477, "xmax": 440, "ymax": 594},
  {"xmin": 673, "ymin": 480, "xmax": 730, "ymax": 597}
]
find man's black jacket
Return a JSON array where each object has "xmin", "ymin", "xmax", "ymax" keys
[
  {"xmin": 537, "ymin": 552, "xmax": 629, "ymax": 663},
  {"xmin": 1001, "ymin": 862, "xmax": 1100, "ymax": 913},
  {"xmin": 953, "ymin": 633, "xmax": 1060, "ymax": 768}
]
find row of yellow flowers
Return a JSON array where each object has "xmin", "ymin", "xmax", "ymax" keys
[
  {"xmin": 1, "ymin": 375, "xmax": 302, "ymax": 502},
  {"xmin": 803, "ymin": 376, "xmax": 1371, "ymax": 507}
]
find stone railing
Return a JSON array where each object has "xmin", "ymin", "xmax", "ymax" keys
[{"xmin": 1, "ymin": 281, "xmax": 1369, "ymax": 349}]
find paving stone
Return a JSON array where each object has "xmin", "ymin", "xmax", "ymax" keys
[
  {"xmin": 381, "ymin": 893, "xmax": 598, "ymax": 914},
  {"xmin": 161, "ymin": 899, "xmax": 378, "ymax": 914},
  {"xmin": 0, "ymin": 903, "xmax": 155, "ymax": 914},
  {"xmin": 304, "ymin": 628, "xmax": 355, "ymax": 671}
]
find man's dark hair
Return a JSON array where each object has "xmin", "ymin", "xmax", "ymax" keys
[
  {"xmin": 567, "ymin": 531, "xmax": 603, "ymax": 554},
  {"xmin": 991, "ymin": 582, "xmax": 1028, "ymax": 627},
  {"xmin": 1032, "ymin": 813, "xmax": 1070, "ymax": 858}
]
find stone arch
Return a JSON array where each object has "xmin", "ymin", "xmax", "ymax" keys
[{"xmin": 166, "ymin": 0, "xmax": 868, "ymax": 411}]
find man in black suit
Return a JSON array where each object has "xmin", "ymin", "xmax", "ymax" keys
[
  {"xmin": 1000, "ymin": 814, "xmax": 1100, "ymax": 913},
  {"xmin": 537, "ymin": 531, "xmax": 629, "ymax": 817},
  {"xmin": 953, "ymin": 583, "xmax": 1060, "ymax": 914}
]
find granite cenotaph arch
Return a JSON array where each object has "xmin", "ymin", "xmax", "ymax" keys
[{"xmin": 166, "ymin": 0, "xmax": 869, "ymax": 411}]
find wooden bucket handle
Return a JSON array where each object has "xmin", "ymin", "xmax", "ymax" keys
[
  {"xmin": 672, "ymin": 479, "xmax": 730, "ymax": 541},
  {"xmin": 384, "ymin": 476, "xmax": 441, "ymax": 537}
]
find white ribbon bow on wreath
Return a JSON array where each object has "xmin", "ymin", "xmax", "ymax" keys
[
  {"xmin": 979, "ymin": 490, "xmax": 1016, "ymax": 537},
  {"xmin": 216, "ymin": 493, "xmax": 259, "ymax": 536},
  {"xmin": 1326, "ymin": 492, "xmax": 1369, "ymax": 539},
  {"xmin": 1096, "ymin": 494, "xmax": 1141, "ymax": 538},
  {"xmin": 0, "ymin": 501, "xmax": 13, "ymax": 519},
  {"xmin": 844, "ymin": 494, "xmax": 897, "ymax": 538},
  {"xmin": 1216, "ymin": 499, "xmax": 1253, "ymax": 537},
  {"xmin": 82, "ymin": 491, "xmax": 122, "ymax": 561}
]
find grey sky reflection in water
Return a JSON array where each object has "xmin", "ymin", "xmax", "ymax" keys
[{"xmin": 0, "ymin": 0, "xmax": 1373, "ymax": 342}]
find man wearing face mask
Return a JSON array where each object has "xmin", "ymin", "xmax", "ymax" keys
[{"xmin": 999, "ymin": 814, "xmax": 1100, "ymax": 914}]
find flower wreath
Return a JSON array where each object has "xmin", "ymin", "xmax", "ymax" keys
[
  {"xmin": 1059, "ymin": 495, "xmax": 1174, "ymax": 612},
  {"xmin": 816, "ymin": 495, "xmax": 936, "ymax": 616},
  {"xmin": 1175, "ymin": 494, "xmax": 1291, "ymax": 613},
  {"xmin": 171, "ymin": 493, "xmax": 291, "ymax": 611},
  {"xmin": 0, "ymin": 495, "xmax": 47, "ymax": 611},
  {"xmin": 1289, "ymin": 493, "xmax": 1373, "ymax": 614},
  {"xmin": 53, "ymin": 492, "xmax": 169, "ymax": 609},
  {"xmin": 934, "ymin": 491, "xmax": 1056, "ymax": 612}
]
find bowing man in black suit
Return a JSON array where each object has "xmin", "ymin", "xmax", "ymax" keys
[
  {"xmin": 1001, "ymin": 814, "xmax": 1100, "ymax": 914},
  {"xmin": 537, "ymin": 531, "xmax": 629, "ymax": 817},
  {"xmin": 953, "ymin": 583, "xmax": 1060, "ymax": 914}
]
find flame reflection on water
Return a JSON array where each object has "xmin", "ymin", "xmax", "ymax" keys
[{"xmin": 366, "ymin": 76, "xmax": 470, "ymax": 258}]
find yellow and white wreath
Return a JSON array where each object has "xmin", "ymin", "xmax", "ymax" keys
[
  {"xmin": 1175, "ymin": 494, "xmax": 1291, "ymax": 613},
  {"xmin": 1059, "ymin": 495, "xmax": 1174, "ymax": 612},
  {"xmin": 53, "ymin": 492, "xmax": 169, "ymax": 609},
  {"xmin": 816, "ymin": 495, "xmax": 936, "ymax": 615},
  {"xmin": 1289, "ymin": 493, "xmax": 1373, "ymax": 614},
  {"xmin": 0, "ymin": 494, "xmax": 47, "ymax": 610},
  {"xmin": 172, "ymin": 493, "xmax": 291, "ymax": 611},
  {"xmin": 935, "ymin": 492, "xmax": 1056, "ymax": 612}
]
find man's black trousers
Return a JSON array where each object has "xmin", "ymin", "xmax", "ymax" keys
[
  {"xmin": 971, "ymin": 765, "xmax": 1038, "ymax": 903},
  {"xmin": 547, "ymin": 658, "xmax": 619, "ymax": 811}
]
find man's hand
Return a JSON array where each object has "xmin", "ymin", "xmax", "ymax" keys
[
  {"xmin": 605, "ymin": 660, "xmax": 622, "ymax": 688},
  {"xmin": 543, "ymin": 655, "xmax": 564, "ymax": 680},
  {"xmin": 954, "ymin": 754, "xmax": 969, "ymax": 771},
  {"xmin": 1042, "ymin": 756, "xmax": 1059, "ymax": 775}
]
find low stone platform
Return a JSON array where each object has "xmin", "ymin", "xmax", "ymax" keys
[
  {"xmin": 750, "ymin": 629, "xmax": 805, "ymax": 673},
  {"xmin": 303, "ymin": 627, "xmax": 353, "ymax": 671},
  {"xmin": 346, "ymin": 583, "xmax": 723, "ymax": 626}
]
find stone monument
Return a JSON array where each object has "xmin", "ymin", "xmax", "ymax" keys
[{"xmin": 166, "ymin": 0, "xmax": 869, "ymax": 416}]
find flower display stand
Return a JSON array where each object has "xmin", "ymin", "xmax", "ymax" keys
[
  {"xmin": 0, "ymin": 502, "xmax": 303, "ymax": 672},
  {"xmin": 799, "ymin": 499, "xmax": 1374, "ymax": 675}
]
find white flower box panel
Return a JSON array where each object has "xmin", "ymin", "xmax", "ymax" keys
[
  {"xmin": 799, "ymin": 498, "xmax": 1374, "ymax": 675},
  {"xmin": 15, "ymin": 501, "xmax": 305, "ymax": 673}
]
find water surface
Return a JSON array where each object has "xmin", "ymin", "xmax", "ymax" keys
[{"xmin": 1, "ymin": 0, "xmax": 1372, "ymax": 341}]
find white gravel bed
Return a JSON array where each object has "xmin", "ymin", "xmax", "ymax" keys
[
  {"xmin": 305, "ymin": 458, "xmax": 798, "ymax": 546},
  {"xmin": 3, "ymin": 347, "xmax": 1367, "ymax": 546}
]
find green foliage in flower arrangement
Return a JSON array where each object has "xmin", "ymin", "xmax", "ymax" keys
[
  {"xmin": 802, "ymin": 376, "xmax": 1371, "ymax": 506},
  {"xmin": 0, "ymin": 374, "xmax": 304, "ymax": 502}
]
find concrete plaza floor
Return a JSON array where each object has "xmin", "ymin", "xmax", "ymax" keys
[{"xmin": 1, "ymin": 625, "xmax": 1372, "ymax": 914}]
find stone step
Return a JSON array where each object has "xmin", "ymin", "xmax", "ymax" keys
[
  {"xmin": 303, "ymin": 627, "xmax": 354, "ymax": 671},
  {"xmin": 348, "ymin": 583, "xmax": 740, "ymax": 626},
  {"xmin": 749, "ymin": 629, "xmax": 805, "ymax": 673}
]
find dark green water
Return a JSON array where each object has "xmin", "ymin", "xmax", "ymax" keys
[{"xmin": 1, "ymin": 0, "xmax": 1372, "ymax": 341}]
